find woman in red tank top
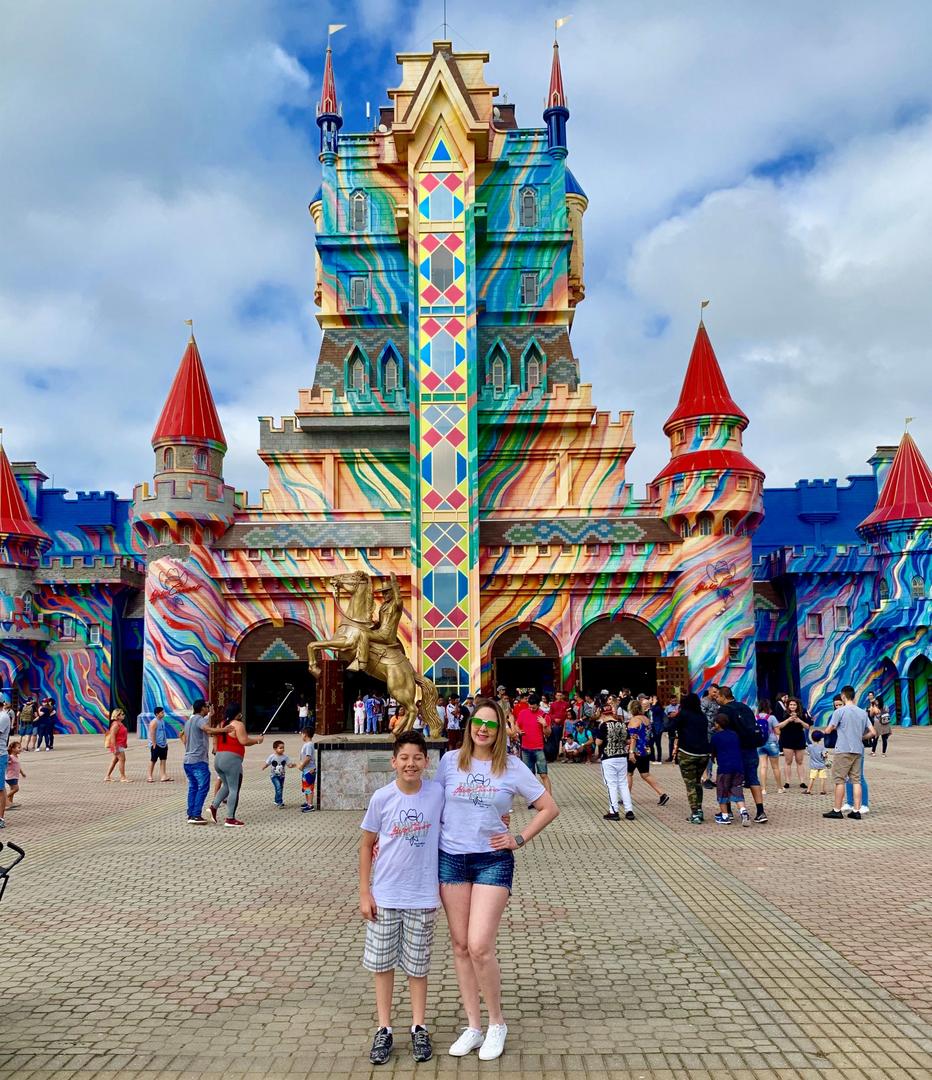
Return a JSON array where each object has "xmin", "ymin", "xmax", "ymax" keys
[{"xmin": 209, "ymin": 703, "xmax": 263, "ymax": 827}]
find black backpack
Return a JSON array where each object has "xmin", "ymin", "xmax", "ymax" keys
[{"xmin": 728, "ymin": 701, "xmax": 766, "ymax": 750}]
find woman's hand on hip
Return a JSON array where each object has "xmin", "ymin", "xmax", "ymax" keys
[{"xmin": 490, "ymin": 832, "xmax": 518, "ymax": 851}]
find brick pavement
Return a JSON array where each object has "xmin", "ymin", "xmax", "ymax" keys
[{"xmin": 2, "ymin": 731, "xmax": 932, "ymax": 1080}]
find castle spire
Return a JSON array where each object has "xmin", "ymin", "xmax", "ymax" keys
[
  {"xmin": 663, "ymin": 321, "xmax": 748, "ymax": 435},
  {"xmin": 860, "ymin": 431, "xmax": 932, "ymax": 531},
  {"xmin": 151, "ymin": 336, "xmax": 226, "ymax": 450},
  {"xmin": 316, "ymin": 45, "xmax": 343, "ymax": 157},
  {"xmin": 544, "ymin": 40, "xmax": 569, "ymax": 155},
  {"xmin": 0, "ymin": 444, "xmax": 48, "ymax": 545}
]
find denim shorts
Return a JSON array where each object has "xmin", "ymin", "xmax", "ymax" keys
[
  {"xmin": 758, "ymin": 741, "xmax": 781, "ymax": 758},
  {"xmin": 439, "ymin": 849, "xmax": 514, "ymax": 892},
  {"xmin": 741, "ymin": 749, "xmax": 760, "ymax": 787},
  {"xmin": 521, "ymin": 748, "xmax": 548, "ymax": 775}
]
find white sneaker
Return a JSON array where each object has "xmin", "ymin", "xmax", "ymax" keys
[
  {"xmin": 860, "ymin": 804, "xmax": 870, "ymax": 814},
  {"xmin": 841, "ymin": 803, "xmax": 853, "ymax": 813},
  {"xmin": 478, "ymin": 1023, "xmax": 508, "ymax": 1061},
  {"xmin": 448, "ymin": 1028, "xmax": 484, "ymax": 1057}
]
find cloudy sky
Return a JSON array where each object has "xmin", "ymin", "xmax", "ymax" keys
[{"xmin": 2, "ymin": 0, "xmax": 931, "ymax": 501}]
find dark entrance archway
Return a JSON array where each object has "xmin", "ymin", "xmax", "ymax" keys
[
  {"xmin": 236, "ymin": 622, "xmax": 317, "ymax": 733},
  {"xmin": 490, "ymin": 625, "xmax": 560, "ymax": 696},
  {"xmin": 575, "ymin": 616, "xmax": 664, "ymax": 699}
]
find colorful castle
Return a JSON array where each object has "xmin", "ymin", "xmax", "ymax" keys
[{"xmin": 1, "ymin": 39, "xmax": 930, "ymax": 732}]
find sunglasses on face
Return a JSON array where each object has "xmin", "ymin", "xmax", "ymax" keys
[{"xmin": 471, "ymin": 717, "xmax": 499, "ymax": 730}]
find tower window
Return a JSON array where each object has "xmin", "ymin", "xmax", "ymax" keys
[
  {"xmin": 350, "ymin": 191, "xmax": 368, "ymax": 232},
  {"xmin": 88, "ymin": 624, "xmax": 102, "ymax": 646},
  {"xmin": 349, "ymin": 276, "xmax": 369, "ymax": 308},
  {"xmin": 430, "ymin": 247, "xmax": 455, "ymax": 291},
  {"xmin": 195, "ymin": 449, "xmax": 208, "ymax": 472},
  {"xmin": 736, "ymin": 476, "xmax": 750, "ymax": 491},
  {"xmin": 698, "ymin": 513, "xmax": 714, "ymax": 537},
  {"xmin": 60, "ymin": 615, "xmax": 76, "ymax": 641},
  {"xmin": 520, "ymin": 271, "xmax": 539, "ymax": 306},
  {"xmin": 526, "ymin": 356, "xmax": 541, "ymax": 390},
  {"xmin": 698, "ymin": 423, "xmax": 711, "ymax": 438},
  {"xmin": 678, "ymin": 519, "xmax": 691, "ymax": 539},
  {"xmin": 351, "ymin": 356, "xmax": 368, "ymax": 392},
  {"xmin": 878, "ymin": 578, "xmax": 890, "ymax": 602},
  {"xmin": 519, "ymin": 187, "xmax": 538, "ymax": 228},
  {"xmin": 383, "ymin": 355, "xmax": 399, "ymax": 394},
  {"xmin": 912, "ymin": 575, "xmax": 926, "ymax": 601},
  {"xmin": 723, "ymin": 515, "xmax": 736, "ymax": 536},
  {"xmin": 491, "ymin": 356, "xmax": 505, "ymax": 394},
  {"xmin": 806, "ymin": 613, "xmax": 824, "ymax": 638},
  {"xmin": 162, "ymin": 447, "xmax": 175, "ymax": 471},
  {"xmin": 728, "ymin": 638, "xmax": 741, "ymax": 662},
  {"xmin": 674, "ymin": 429, "xmax": 686, "ymax": 445}
]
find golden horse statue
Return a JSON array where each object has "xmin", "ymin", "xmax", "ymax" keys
[{"xmin": 307, "ymin": 571, "xmax": 442, "ymax": 737}]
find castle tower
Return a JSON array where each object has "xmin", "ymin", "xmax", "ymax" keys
[
  {"xmin": 316, "ymin": 45, "xmax": 342, "ymax": 159},
  {"xmin": 133, "ymin": 335, "xmax": 236, "ymax": 726},
  {"xmin": 653, "ymin": 320, "xmax": 763, "ymax": 537},
  {"xmin": 544, "ymin": 39, "xmax": 569, "ymax": 156}
]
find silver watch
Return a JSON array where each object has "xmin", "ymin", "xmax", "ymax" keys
[{"xmin": 514, "ymin": 834, "xmax": 526, "ymax": 848}]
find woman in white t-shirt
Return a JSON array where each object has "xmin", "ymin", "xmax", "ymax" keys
[
  {"xmin": 353, "ymin": 698, "xmax": 366, "ymax": 736},
  {"xmin": 436, "ymin": 697, "xmax": 559, "ymax": 1062}
]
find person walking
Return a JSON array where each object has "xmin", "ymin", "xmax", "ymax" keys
[
  {"xmin": 625, "ymin": 701, "xmax": 670, "ymax": 806},
  {"xmin": 180, "ymin": 700, "xmax": 230, "ymax": 825},
  {"xmin": 672, "ymin": 692, "xmax": 711, "ymax": 824},
  {"xmin": 209, "ymin": 703, "xmax": 264, "ymax": 828},
  {"xmin": 0, "ymin": 700, "xmax": 11, "ymax": 829},
  {"xmin": 18, "ymin": 696, "xmax": 37, "ymax": 752},
  {"xmin": 513, "ymin": 694, "xmax": 552, "ymax": 797},
  {"xmin": 436, "ymin": 697, "xmax": 559, "ymax": 1061},
  {"xmin": 104, "ymin": 708, "xmax": 131, "ymax": 782},
  {"xmin": 776, "ymin": 697, "xmax": 810, "ymax": 789},
  {"xmin": 648, "ymin": 695, "xmax": 666, "ymax": 763},
  {"xmin": 146, "ymin": 706, "xmax": 173, "ymax": 783},
  {"xmin": 869, "ymin": 699, "xmax": 892, "ymax": 755},
  {"xmin": 821, "ymin": 685, "xmax": 875, "ymax": 820},
  {"xmin": 716, "ymin": 686, "xmax": 768, "ymax": 823},
  {"xmin": 700, "ymin": 684, "xmax": 720, "ymax": 788},
  {"xmin": 595, "ymin": 702, "xmax": 635, "ymax": 821},
  {"xmin": 756, "ymin": 699, "xmax": 782, "ymax": 796}
]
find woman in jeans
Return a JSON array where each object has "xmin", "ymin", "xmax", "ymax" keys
[
  {"xmin": 673, "ymin": 693, "xmax": 710, "ymax": 823},
  {"xmin": 437, "ymin": 697, "xmax": 558, "ymax": 1061},
  {"xmin": 209, "ymin": 702, "xmax": 263, "ymax": 827},
  {"xmin": 756, "ymin": 698, "xmax": 782, "ymax": 796}
]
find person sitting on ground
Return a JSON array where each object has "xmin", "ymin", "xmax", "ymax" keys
[{"xmin": 564, "ymin": 720, "xmax": 592, "ymax": 762}]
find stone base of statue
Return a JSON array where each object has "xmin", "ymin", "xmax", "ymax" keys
[{"xmin": 313, "ymin": 734, "xmax": 447, "ymax": 811}]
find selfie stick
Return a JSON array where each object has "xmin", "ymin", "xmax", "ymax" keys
[{"xmin": 261, "ymin": 683, "xmax": 295, "ymax": 737}]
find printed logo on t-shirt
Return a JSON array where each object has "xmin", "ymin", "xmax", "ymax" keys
[
  {"xmin": 452, "ymin": 771, "xmax": 495, "ymax": 808},
  {"xmin": 390, "ymin": 807, "xmax": 431, "ymax": 847}
]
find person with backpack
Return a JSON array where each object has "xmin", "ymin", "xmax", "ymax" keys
[{"xmin": 716, "ymin": 686, "xmax": 768, "ymax": 823}]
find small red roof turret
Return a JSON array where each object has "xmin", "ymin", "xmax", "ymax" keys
[
  {"xmin": 860, "ymin": 432, "xmax": 932, "ymax": 529},
  {"xmin": 151, "ymin": 336, "xmax": 226, "ymax": 450},
  {"xmin": 0, "ymin": 445, "xmax": 48, "ymax": 542},
  {"xmin": 663, "ymin": 322, "xmax": 748, "ymax": 434}
]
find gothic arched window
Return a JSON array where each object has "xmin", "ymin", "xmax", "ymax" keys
[
  {"xmin": 526, "ymin": 356, "xmax": 541, "ymax": 390},
  {"xmin": 878, "ymin": 578, "xmax": 890, "ymax": 602},
  {"xmin": 162, "ymin": 447, "xmax": 174, "ymax": 471},
  {"xmin": 351, "ymin": 354, "xmax": 368, "ymax": 392},
  {"xmin": 383, "ymin": 355, "xmax": 399, "ymax": 394},
  {"xmin": 519, "ymin": 187, "xmax": 538, "ymax": 228},
  {"xmin": 350, "ymin": 191, "xmax": 368, "ymax": 232},
  {"xmin": 697, "ymin": 513, "xmax": 714, "ymax": 537},
  {"xmin": 723, "ymin": 515, "xmax": 736, "ymax": 536},
  {"xmin": 911, "ymin": 575, "xmax": 926, "ymax": 601},
  {"xmin": 195, "ymin": 449, "xmax": 208, "ymax": 472},
  {"xmin": 491, "ymin": 356, "xmax": 505, "ymax": 394}
]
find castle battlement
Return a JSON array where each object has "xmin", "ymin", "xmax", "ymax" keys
[{"xmin": 133, "ymin": 478, "xmax": 235, "ymax": 505}]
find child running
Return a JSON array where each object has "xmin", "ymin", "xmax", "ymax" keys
[
  {"xmin": 298, "ymin": 728, "xmax": 317, "ymax": 812},
  {"xmin": 711, "ymin": 715, "xmax": 750, "ymax": 826},
  {"xmin": 5, "ymin": 741, "xmax": 24, "ymax": 807},
  {"xmin": 261, "ymin": 739, "xmax": 296, "ymax": 807},
  {"xmin": 805, "ymin": 729, "xmax": 828, "ymax": 795},
  {"xmin": 359, "ymin": 730, "xmax": 444, "ymax": 1066}
]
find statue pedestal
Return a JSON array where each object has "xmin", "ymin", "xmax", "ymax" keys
[{"xmin": 314, "ymin": 734, "xmax": 447, "ymax": 811}]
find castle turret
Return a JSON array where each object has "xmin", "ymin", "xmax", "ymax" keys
[
  {"xmin": 544, "ymin": 40, "xmax": 569, "ymax": 156},
  {"xmin": 0, "ymin": 443, "xmax": 50, "ymax": 646},
  {"xmin": 316, "ymin": 45, "xmax": 342, "ymax": 159},
  {"xmin": 652, "ymin": 320, "xmax": 764, "ymax": 538},
  {"xmin": 859, "ymin": 432, "xmax": 932, "ymax": 536},
  {"xmin": 133, "ymin": 334, "xmax": 236, "ymax": 546}
]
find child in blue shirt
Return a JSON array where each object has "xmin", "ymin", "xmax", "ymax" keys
[{"xmin": 710, "ymin": 716, "xmax": 749, "ymax": 826}]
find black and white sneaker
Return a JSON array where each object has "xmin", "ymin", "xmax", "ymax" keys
[
  {"xmin": 625, "ymin": 810, "xmax": 636, "ymax": 820},
  {"xmin": 658, "ymin": 793, "xmax": 670, "ymax": 806},
  {"xmin": 602, "ymin": 811, "xmax": 620, "ymax": 820},
  {"xmin": 411, "ymin": 1026, "xmax": 432, "ymax": 1063},
  {"xmin": 754, "ymin": 811, "xmax": 768, "ymax": 823},
  {"xmin": 370, "ymin": 1027, "xmax": 393, "ymax": 1065}
]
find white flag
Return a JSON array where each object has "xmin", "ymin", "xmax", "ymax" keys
[
  {"xmin": 328, "ymin": 23, "xmax": 347, "ymax": 35},
  {"xmin": 555, "ymin": 15, "xmax": 572, "ymax": 31}
]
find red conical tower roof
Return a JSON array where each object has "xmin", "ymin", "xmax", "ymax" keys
[
  {"xmin": 860, "ymin": 432, "xmax": 932, "ymax": 529},
  {"xmin": 547, "ymin": 40, "xmax": 566, "ymax": 109},
  {"xmin": 0, "ymin": 445, "xmax": 48, "ymax": 542},
  {"xmin": 151, "ymin": 336, "xmax": 226, "ymax": 449},
  {"xmin": 319, "ymin": 46, "xmax": 339, "ymax": 115},
  {"xmin": 663, "ymin": 322, "xmax": 749, "ymax": 434}
]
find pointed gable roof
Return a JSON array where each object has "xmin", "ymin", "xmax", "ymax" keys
[
  {"xmin": 318, "ymin": 46, "xmax": 339, "ymax": 116},
  {"xmin": 547, "ymin": 40, "xmax": 566, "ymax": 109},
  {"xmin": 0, "ymin": 446, "xmax": 48, "ymax": 542},
  {"xmin": 860, "ymin": 432, "xmax": 932, "ymax": 529},
  {"xmin": 151, "ymin": 336, "xmax": 227, "ymax": 449},
  {"xmin": 663, "ymin": 322, "xmax": 749, "ymax": 434}
]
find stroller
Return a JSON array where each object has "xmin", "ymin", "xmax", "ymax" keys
[{"xmin": 0, "ymin": 841, "xmax": 24, "ymax": 904}]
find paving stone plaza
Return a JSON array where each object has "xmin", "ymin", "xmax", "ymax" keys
[{"xmin": 3, "ymin": 732, "xmax": 932, "ymax": 1080}]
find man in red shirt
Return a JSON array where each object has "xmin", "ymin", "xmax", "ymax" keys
[{"xmin": 515, "ymin": 694, "xmax": 552, "ymax": 795}]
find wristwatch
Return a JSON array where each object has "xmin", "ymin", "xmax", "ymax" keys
[{"xmin": 515, "ymin": 834, "xmax": 526, "ymax": 848}]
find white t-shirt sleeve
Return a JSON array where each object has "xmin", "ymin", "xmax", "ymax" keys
[
  {"xmin": 360, "ymin": 787, "xmax": 383, "ymax": 833},
  {"xmin": 509, "ymin": 756, "xmax": 546, "ymax": 803}
]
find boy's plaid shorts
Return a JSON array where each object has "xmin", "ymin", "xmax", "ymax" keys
[{"xmin": 362, "ymin": 907, "xmax": 436, "ymax": 977}]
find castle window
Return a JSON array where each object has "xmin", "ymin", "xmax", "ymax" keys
[
  {"xmin": 60, "ymin": 615, "xmax": 76, "ymax": 641},
  {"xmin": 723, "ymin": 515, "xmax": 736, "ymax": 536},
  {"xmin": 488, "ymin": 545, "xmax": 504, "ymax": 556},
  {"xmin": 674, "ymin": 428, "xmax": 686, "ymax": 445},
  {"xmin": 350, "ymin": 355, "xmax": 368, "ymax": 392},
  {"xmin": 878, "ymin": 578, "xmax": 890, "ymax": 602},
  {"xmin": 736, "ymin": 476, "xmax": 750, "ymax": 491},
  {"xmin": 526, "ymin": 355, "xmax": 541, "ymax": 390},
  {"xmin": 912, "ymin": 575, "xmax": 926, "ymax": 600},
  {"xmin": 806, "ymin": 613, "xmax": 824, "ymax": 638},
  {"xmin": 728, "ymin": 638, "xmax": 741, "ymax": 662},
  {"xmin": 537, "ymin": 545, "xmax": 550, "ymax": 556},
  {"xmin": 512, "ymin": 545, "xmax": 527, "ymax": 556},
  {"xmin": 320, "ymin": 548, "xmax": 334, "ymax": 559},
  {"xmin": 633, "ymin": 542, "xmax": 647, "ymax": 554},
  {"xmin": 159, "ymin": 526, "xmax": 171, "ymax": 545},
  {"xmin": 697, "ymin": 513, "xmax": 714, "ymax": 537},
  {"xmin": 392, "ymin": 547, "xmax": 406, "ymax": 557},
  {"xmin": 349, "ymin": 275, "xmax": 369, "ymax": 308},
  {"xmin": 703, "ymin": 475, "xmax": 717, "ymax": 490},
  {"xmin": 671, "ymin": 478, "xmax": 683, "ymax": 495},
  {"xmin": 162, "ymin": 447, "xmax": 175, "ymax": 471},
  {"xmin": 724, "ymin": 423, "xmax": 736, "ymax": 441},
  {"xmin": 835, "ymin": 605, "xmax": 851, "ymax": 630},
  {"xmin": 698, "ymin": 423, "xmax": 711, "ymax": 438},
  {"xmin": 220, "ymin": 550, "xmax": 233, "ymax": 561},
  {"xmin": 491, "ymin": 355, "xmax": 505, "ymax": 394},
  {"xmin": 519, "ymin": 187, "xmax": 538, "ymax": 228},
  {"xmin": 368, "ymin": 548, "xmax": 381, "ymax": 558},
  {"xmin": 562, "ymin": 543, "xmax": 574, "ymax": 555},
  {"xmin": 659, "ymin": 543, "xmax": 673, "ymax": 554},
  {"xmin": 383, "ymin": 355, "xmax": 399, "ymax": 394},
  {"xmin": 678, "ymin": 519, "xmax": 691, "ymax": 539},
  {"xmin": 611, "ymin": 543, "xmax": 623, "ymax": 554},
  {"xmin": 247, "ymin": 549, "xmax": 260, "ymax": 561},
  {"xmin": 195, "ymin": 449, "xmax": 208, "ymax": 472},
  {"xmin": 430, "ymin": 247, "xmax": 455, "ymax": 291},
  {"xmin": 428, "ymin": 183, "xmax": 454, "ymax": 220},
  {"xmin": 270, "ymin": 549, "xmax": 285, "ymax": 561},
  {"xmin": 350, "ymin": 190, "xmax": 368, "ymax": 232},
  {"xmin": 520, "ymin": 271, "xmax": 539, "ymax": 306},
  {"xmin": 89, "ymin": 624, "xmax": 102, "ymax": 646},
  {"xmin": 585, "ymin": 543, "xmax": 600, "ymax": 555},
  {"xmin": 182, "ymin": 525, "xmax": 194, "ymax": 544}
]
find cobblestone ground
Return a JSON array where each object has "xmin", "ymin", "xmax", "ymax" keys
[{"xmin": 3, "ymin": 731, "xmax": 932, "ymax": 1080}]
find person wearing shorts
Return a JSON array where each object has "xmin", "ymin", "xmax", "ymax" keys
[
  {"xmin": 822, "ymin": 685, "xmax": 874, "ymax": 820},
  {"xmin": 513, "ymin": 694, "xmax": 552, "ymax": 796},
  {"xmin": 625, "ymin": 701, "xmax": 670, "ymax": 807},
  {"xmin": 436, "ymin": 698, "xmax": 558, "ymax": 1062},
  {"xmin": 710, "ymin": 716, "xmax": 750, "ymax": 826},
  {"xmin": 298, "ymin": 728, "xmax": 316, "ymax": 812},
  {"xmin": 359, "ymin": 731, "xmax": 444, "ymax": 1066},
  {"xmin": 146, "ymin": 706, "xmax": 172, "ymax": 783}
]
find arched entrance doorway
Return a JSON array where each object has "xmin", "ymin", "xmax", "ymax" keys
[
  {"xmin": 907, "ymin": 655, "xmax": 931, "ymax": 726},
  {"xmin": 236, "ymin": 622, "xmax": 317, "ymax": 733},
  {"xmin": 575, "ymin": 616, "xmax": 663, "ymax": 698},
  {"xmin": 490, "ymin": 625, "xmax": 559, "ymax": 696},
  {"xmin": 877, "ymin": 657, "xmax": 900, "ymax": 723}
]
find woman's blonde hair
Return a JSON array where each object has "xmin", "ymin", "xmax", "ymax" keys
[
  {"xmin": 628, "ymin": 700, "xmax": 645, "ymax": 718},
  {"xmin": 108, "ymin": 708, "xmax": 125, "ymax": 727},
  {"xmin": 458, "ymin": 696, "xmax": 509, "ymax": 776}
]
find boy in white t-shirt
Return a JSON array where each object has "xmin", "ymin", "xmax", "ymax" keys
[
  {"xmin": 260, "ymin": 740, "xmax": 296, "ymax": 807},
  {"xmin": 359, "ymin": 730, "xmax": 443, "ymax": 1067}
]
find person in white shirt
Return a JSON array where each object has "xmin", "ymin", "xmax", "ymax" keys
[
  {"xmin": 437, "ymin": 697, "xmax": 559, "ymax": 1062},
  {"xmin": 353, "ymin": 697, "xmax": 366, "ymax": 735}
]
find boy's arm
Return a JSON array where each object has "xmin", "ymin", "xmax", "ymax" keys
[
  {"xmin": 260, "ymin": 761, "xmax": 269, "ymax": 770},
  {"xmin": 359, "ymin": 831, "xmax": 379, "ymax": 921}
]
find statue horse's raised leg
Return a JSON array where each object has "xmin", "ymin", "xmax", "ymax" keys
[{"xmin": 307, "ymin": 636, "xmax": 354, "ymax": 678}]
